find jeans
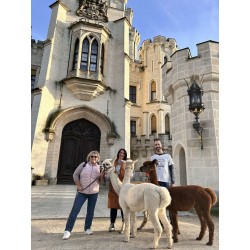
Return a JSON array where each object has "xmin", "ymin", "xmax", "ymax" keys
[
  {"xmin": 65, "ymin": 192, "xmax": 98, "ymax": 232},
  {"xmin": 158, "ymin": 181, "xmax": 170, "ymax": 188}
]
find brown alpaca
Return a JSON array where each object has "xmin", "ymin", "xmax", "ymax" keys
[{"xmin": 140, "ymin": 160, "xmax": 217, "ymax": 246}]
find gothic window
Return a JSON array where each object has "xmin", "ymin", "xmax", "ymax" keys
[
  {"xmin": 72, "ymin": 39, "xmax": 79, "ymax": 70},
  {"xmin": 90, "ymin": 39, "xmax": 98, "ymax": 72},
  {"xmin": 80, "ymin": 38, "xmax": 89, "ymax": 70},
  {"xmin": 100, "ymin": 43, "xmax": 104, "ymax": 75},
  {"xmin": 151, "ymin": 115, "xmax": 157, "ymax": 134},
  {"xmin": 129, "ymin": 86, "xmax": 136, "ymax": 103},
  {"xmin": 130, "ymin": 120, "xmax": 136, "ymax": 137},
  {"xmin": 165, "ymin": 114, "xmax": 170, "ymax": 134},
  {"xmin": 151, "ymin": 81, "xmax": 156, "ymax": 100}
]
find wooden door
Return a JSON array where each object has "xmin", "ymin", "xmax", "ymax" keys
[{"xmin": 57, "ymin": 118, "xmax": 101, "ymax": 184}]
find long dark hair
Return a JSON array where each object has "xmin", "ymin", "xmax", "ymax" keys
[{"xmin": 116, "ymin": 148, "xmax": 127, "ymax": 160}]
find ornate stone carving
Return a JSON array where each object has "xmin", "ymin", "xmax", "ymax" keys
[{"xmin": 77, "ymin": 0, "xmax": 108, "ymax": 22}]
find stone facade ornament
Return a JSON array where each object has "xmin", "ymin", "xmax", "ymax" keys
[{"xmin": 77, "ymin": 0, "xmax": 108, "ymax": 22}]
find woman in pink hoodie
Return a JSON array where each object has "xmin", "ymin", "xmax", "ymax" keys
[{"xmin": 63, "ymin": 150, "xmax": 104, "ymax": 239}]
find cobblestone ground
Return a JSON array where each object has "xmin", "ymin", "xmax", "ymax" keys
[{"xmin": 32, "ymin": 215, "xmax": 219, "ymax": 250}]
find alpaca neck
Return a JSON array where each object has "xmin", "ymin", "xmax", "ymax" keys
[
  {"xmin": 149, "ymin": 169, "xmax": 159, "ymax": 185},
  {"xmin": 122, "ymin": 167, "xmax": 133, "ymax": 185},
  {"xmin": 109, "ymin": 168, "xmax": 122, "ymax": 194}
]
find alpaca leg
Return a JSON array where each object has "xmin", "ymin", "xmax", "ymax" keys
[
  {"xmin": 159, "ymin": 208, "xmax": 173, "ymax": 249},
  {"xmin": 138, "ymin": 210, "xmax": 149, "ymax": 230},
  {"xmin": 203, "ymin": 212, "xmax": 215, "ymax": 246},
  {"xmin": 148, "ymin": 209, "xmax": 162, "ymax": 249},
  {"xmin": 195, "ymin": 206, "xmax": 207, "ymax": 241},
  {"xmin": 130, "ymin": 211, "xmax": 137, "ymax": 238},
  {"xmin": 168, "ymin": 210, "xmax": 180, "ymax": 234},
  {"xmin": 169, "ymin": 211, "xmax": 179, "ymax": 243},
  {"xmin": 120, "ymin": 220, "xmax": 125, "ymax": 234},
  {"xmin": 123, "ymin": 208, "xmax": 131, "ymax": 242}
]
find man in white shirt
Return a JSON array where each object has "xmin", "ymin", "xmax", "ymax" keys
[{"xmin": 150, "ymin": 138, "xmax": 175, "ymax": 188}]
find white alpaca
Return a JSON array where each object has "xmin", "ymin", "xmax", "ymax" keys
[
  {"xmin": 102, "ymin": 159, "xmax": 148, "ymax": 233},
  {"xmin": 119, "ymin": 159, "xmax": 173, "ymax": 249}
]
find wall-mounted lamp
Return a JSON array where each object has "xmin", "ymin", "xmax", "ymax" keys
[{"xmin": 187, "ymin": 80, "xmax": 205, "ymax": 149}]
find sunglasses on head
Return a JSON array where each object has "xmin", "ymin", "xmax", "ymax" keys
[{"xmin": 90, "ymin": 155, "xmax": 98, "ymax": 158}]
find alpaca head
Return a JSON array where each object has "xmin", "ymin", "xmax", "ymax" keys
[
  {"xmin": 102, "ymin": 159, "xmax": 114, "ymax": 175},
  {"xmin": 140, "ymin": 159, "xmax": 158, "ymax": 173},
  {"xmin": 125, "ymin": 159, "xmax": 138, "ymax": 173}
]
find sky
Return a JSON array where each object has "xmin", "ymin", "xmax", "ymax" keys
[{"xmin": 31, "ymin": 0, "xmax": 219, "ymax": 56}]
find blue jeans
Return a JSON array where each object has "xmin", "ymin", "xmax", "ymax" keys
[
  {"xmin": 158, "ymin": 181, "xmax": 170, "ymax": 188},
  {"xmin": 65, "ymin": 192, "xmax": 98, "ymax": 232}
]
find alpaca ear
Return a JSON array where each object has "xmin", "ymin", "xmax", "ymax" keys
[{"xmin": 133, "ymin": 159, "xmax": 138, "ymax": 164}]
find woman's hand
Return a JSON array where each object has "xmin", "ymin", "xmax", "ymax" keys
[{"xmin": 76, "ymin": 185, "xmax": 83, "ymax": 191}]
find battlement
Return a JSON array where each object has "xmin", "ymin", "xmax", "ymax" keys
[
  {"xmin": 31, "ymin": 39, "xmax": 45, "ymax": 49},
  {"xmin": 171, "ymin": 40, "xmax": 219, "ymax": 61},
  {"xmin": 140, "ymin": 35, "xmax": 177, "ymax": 50}
]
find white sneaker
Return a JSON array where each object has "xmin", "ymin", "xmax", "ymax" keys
[
  {"xmin": 63, "ymin": 230, "xmax": 71, "ymax": 239},
  {"xmin": 85, "ymin": 229, "xmax": 93, "ymax": 235}
]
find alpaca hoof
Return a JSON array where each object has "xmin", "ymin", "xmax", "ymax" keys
[
  {"xmin": 172, "ymin": 237, "xmax": 178, "ymax": 243},
  {"xmin": 123, "ymin": 236, "xmax": 129, "ymax": 242},
  {"xmin": 178, "ymin": 230, "xmax": 181, "ymax": 234},
  {"xmin": 206, "ymin": 242, "xmax": 213, "ymax": 246},
  {"xmin": 137, "ymin": 227, "xmax": 142, "ymax": 230},
  {"xmin": 119, "ymin": 231, "xmax": 124, "ymax": 234},
  {"xmin": 196, "ymin": 237, "xmax": 202, "ymax": 241}
]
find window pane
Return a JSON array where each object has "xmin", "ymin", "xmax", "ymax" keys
[
  {"xmin": 90, "ymin": 55, "xmax": 97, "ymax": 63},
  {"xmin": 129, "ymin": 86, "xmax": 136, "ymax": 103},
  {"xmin": 151, "ymin": 91, "xmax": 156, "ymax": 100},
  {"xmin": 31, "ymin": 75, "xmax": 36, "ymax": 89},
  {"xmin": 130, "ymin": 121, "xmax": 136, "ymax": 137},
  {"xmin": 90, "ymin": 64, "xmax": 96, "ymax": 71},
  {"xmin": 151, "ymin": 115, "xmax": 156, "ymax": 133},
  {"xmin": 82, "ymin": 39, "xmax": 89, "ymax": 52},
  {"xmin": 91, "ymin": 40, "xmax": 98, "ymax": 54},
  {"xmin": 82, "ymin": 54, "xmax": 88, "ymax": 61},
  {"xmin": 80, "ymin": 62, "xmax": 87, "ymax": 70}
]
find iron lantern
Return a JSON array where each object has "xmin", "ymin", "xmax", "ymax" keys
[{"xmin": 187, "ymin": 80, "xmax": 205, "ymax": 149}]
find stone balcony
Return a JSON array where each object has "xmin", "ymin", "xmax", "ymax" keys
[{"xmin": 64, "ymin": 70, "xmax": 108, "ymax": 101}]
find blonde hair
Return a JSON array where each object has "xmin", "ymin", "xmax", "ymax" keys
[{"xmin": 86, "ymin": 150, "xmax": 100, "ymax": 162}]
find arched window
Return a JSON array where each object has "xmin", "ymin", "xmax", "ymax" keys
[
  {"xmin": 81, "ymin": 38, "xmax": 89, "ymax": 70},
  {"xmin": 151, "ymin": 115, "xmax": 157, "ymax": 134},
  {"xmin": 100, "ymin": 43, "xmax": 104, "ymax": 75},
  {"xmin": 151, "ymin": 81, "xmax": 156, "ymax": 100},
  {"xmin": 165, "ymin": 114, "xmax": 170, "ymax": 134},
  {"xmin": 72, "ymin": 39, "xmax": 79, "ymax": 70},
  {"xmin": 90, "ymin": 39, "xmax": 98, "ymax": 71}
]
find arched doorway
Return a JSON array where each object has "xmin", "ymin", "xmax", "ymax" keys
[{"xmin": 57, "ymin": 118, "xmax": 101, "ymax": 184}]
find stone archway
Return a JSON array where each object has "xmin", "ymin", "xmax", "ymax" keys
[
  {"xmin": 173, "ymin": 144, "xmax": 187, "ymax": 185},
  {"xmin": 44, "ymin": 105, "xmax": 113, "ymax": 184}
]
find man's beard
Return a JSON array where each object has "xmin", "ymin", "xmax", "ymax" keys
[{"xmin": 156, "ymin": 147, "xmax": 162, "ymax": 152}]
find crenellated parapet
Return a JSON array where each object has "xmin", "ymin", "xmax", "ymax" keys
[
  {"xmin": 162, "ymin": 40, "xmax": 219, "ymax": 101},
  {"xmin": 31, "ymin": 39, "xmax": 45, "ymax": 67}
]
